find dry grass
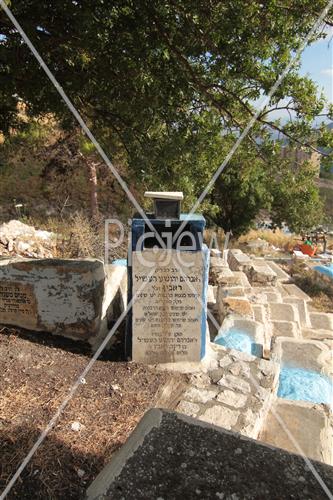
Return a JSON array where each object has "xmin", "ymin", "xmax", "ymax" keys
[
  {"xmin": 238, "ymin": 229, "xmax": 298, "ymax": 251},
  {"xmin": 30, "ymin": 212, "xmax": 127, "ymax": 261},
  {"xmin": 289, "ymin": 261, "xmax": 333, "ymax": 313}
]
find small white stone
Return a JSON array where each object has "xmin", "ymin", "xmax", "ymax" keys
[
  {"xmin": 111, "ymin": 384, "xmax": 121, "ymax": 392},
  {"xmin": 71, "ymin": 421, "xmax": 82, "ymax": 432},
  {"xmin": 234, "ymin": 448, "xmax": 242, "ymax": 455},
  {"xmin": 177, "ymin": 400, "xmax": 200, "ymax": 417},
  {"xmin": 184, "ymin": 387, "xmax": 218, "ymax": 404},
  {"xmin": 77, "ymin": 469, "xmax": 85, "ymax": 478},
  {"xmin": 216, "ymin": 390, "xmax": 247, "ymax": 408},
  {"xmin": 219, "ymin": 355, "xmax": 232, "ymax": 368},
  {"xmin": 217, "ymin": 374, "xmax": 251, "ymax": 394}
]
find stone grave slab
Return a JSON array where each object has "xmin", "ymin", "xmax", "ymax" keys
[
  {"xmin": 0, "ymin": 258, "xmax": 105, "ymax": 341},
  {"xmin": 87, "ymin": 408, "xmax": 333, "ymax": 500},
  {"xmin": 260, "ymin": 399, "xmax": 332, "ymax": 465}
]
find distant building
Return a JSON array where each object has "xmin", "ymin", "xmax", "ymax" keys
[{"xmin": 280, "ymin": 145, "xmax": 321, "ymax": 175}]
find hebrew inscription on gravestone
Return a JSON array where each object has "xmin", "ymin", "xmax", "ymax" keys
[
  {"xmin": 0, "ymin": 281, "xmax": 38, "ymax": 329},
  {"xmin": 132, "ymin": 249, "xmax": 206, "ymax": 363}
]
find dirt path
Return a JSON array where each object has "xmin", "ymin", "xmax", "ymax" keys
[{"xmin": 0, "ymin": 328, "xmax": 178, "ymax": 499}]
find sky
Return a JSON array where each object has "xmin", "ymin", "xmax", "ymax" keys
[
  {"xmin": 267, "ymin": 27, "xmax": 332, "ymax": 122},
  {"xmin": 300, "ymin": 29, "xmax": 333, "ymax": 103}
]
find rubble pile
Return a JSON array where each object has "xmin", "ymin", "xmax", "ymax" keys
[{"xmin": 0, "ymin": 220, "xmax": 56, "ymax": 258}]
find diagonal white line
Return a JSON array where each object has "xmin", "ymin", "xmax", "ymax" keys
[
  {"xmin": 171, "ymin": 0, "xmax": 333, "ymax": 244},
  {"xmin": 0, "ymin": 263, "xmax": 157, "ymax": 500},
  {"xmin": 0, "ymin": 0, "xmax": 166, "ymax": 250}
]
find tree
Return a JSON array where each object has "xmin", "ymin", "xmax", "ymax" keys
[{"xmin": 0, "ymin": 0, "xmax": 332, "ymax": 229}]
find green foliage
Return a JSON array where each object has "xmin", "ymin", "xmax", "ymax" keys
[
  {"xmin": 0, "ymin": 0, "xmax": 332, "ymax": 232},
  {"xmin": 269, "ymin": 161, "xmax": 324, "ymax": 232}
]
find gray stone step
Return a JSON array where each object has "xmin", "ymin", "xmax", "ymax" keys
[
  {"xmin": 270, "ymin": 320, "xmax": 300, "ymax": 338},
  {"xmin": 302, "ymin": 327, "xmax": 333, "ymax": 341},
  {"xmin": 268, "ymin": 302, "xmax": 300, "ymax": 324},
  {"xmin": 283, "ymin": 297, "xmax": 311, "ymax": 327},
  {"xmin": 264, "ymin": 260, "xmax": 290, "ymax": 282},
  {"xmin": 271, "ymin": 336, "xmax": 332, "ymax": 374},
  {"xmin": 310, "ymin": 312, "xmax": 333, "ymax": 331},
  {"xmin": 282, "ymin": 283, "xmax": 312, "ymax": 302},
  {"xmin": 260, "ymin": 399, "xmax": 332, "ymax": 465}
]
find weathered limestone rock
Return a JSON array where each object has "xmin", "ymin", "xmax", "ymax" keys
[
  {"xmin": 176, "ymin": 400, "xmax": 200, "ymax": 417},
  {"xmin": 0, "ymin": 258, "xmax": 105, "ymax": 341},
  {"xmin": 199, "ymin": 405, "xmax": 240, "ymax": 429},
  {"xmin": 245, "ymin": 263, "xmax": 277, "ymax": 286},
  {"xmin": 216, "ymin": 389, "xmax": 248, "ymax": 408},
  {"xmin": 184, "ymin": 386, "xmax": 218, "ymax": 404},
  {"xmin": 260, "ymin": 399, "xmax": 332, "ymax": 465},
  {"xmin": 264, "ymin": 260, "xmax": 290, "ymax": 282},
  {"xmin": 217, "ymin": 374, "xmax": 251, "ymax": 394},
  {"xmin": 227, "ymin": 249, "xmax": 252, "ymax": 271},
  {"xmin": 218, "ymin": 297, "xmax": 254, "ymax": 321}
]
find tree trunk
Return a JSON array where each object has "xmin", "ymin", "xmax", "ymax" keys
[{"xmin": 86, "ymin": 159, "xmax": 99, "ymax": 220}]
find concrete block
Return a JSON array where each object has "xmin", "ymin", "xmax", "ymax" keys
[
  {"xmin": 217, "ymin": 285, "xmax": 246, "ymax": 298},
  {"xmin": 264, "ymin": 292, "xmax": 282, "ymax": 302},
  {"xmin": 264, "ymin": 260, "xmax": 290, "ymax": 282},
  {"xmin": 310, "ymin": 312, "xmax": 333, "ymax": 331},
  {"xmin": 0, "ymin": 258, "xmax": 105, "ymax": 342},
  {"xmin": 270, "ymin": 320, "xmax": 299, "ymax": 338},
  {"xmin": 210, "ymin": 248, "xmax": 222, "ymax": 258},
  {"xmin": 245, "ymin": 263, "xmax": 277, "ymax": 286},
  {"xmin": 271, "ymin": 337, "xmax": 331, "ymax": 374},
  {"xmin": 283, "ymin": 297, "xmax": 311, "ymax": 327},
  {"xmin": 227, "ymin": 249, "xmax": 252, "ymax": 271},
  {"xmin": 215, "ymin": 267, "xmax": 239, "ymax": 286},
  {"xmin": 86, "ymin": 409, "xmax": 333, "ymax": 499},
  {"xmin": 302, "ymin": 328, "xmax": 333, "ymax": 341},
  {"xmin": 260, "ymin": 399, "xmax": 332, "ymax": 465},
  {"xmin": 268, "ymin": 303, "xmax": 300, "ymax": 323},
  {"xmin": 282, "ymin": 283, "xmax": 312, "ymax": 302},
  {"xmin": 207, "ymin": 284, "xmax": 217, "ymax": 305}
]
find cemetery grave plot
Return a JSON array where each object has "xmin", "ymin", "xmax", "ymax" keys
[{"xmin": 0, "ymin": 327, "xmax": 182, "ymax": 500}]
